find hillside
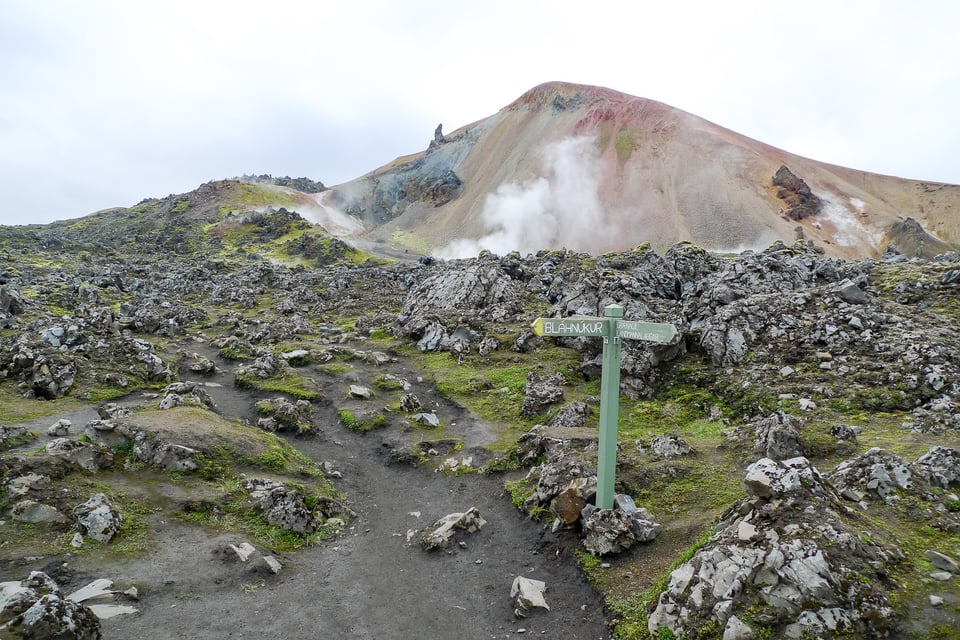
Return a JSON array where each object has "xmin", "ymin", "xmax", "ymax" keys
[
  {"xmin": 3, "ymin": 179, "xmax": 370, "ymax": 267},
  {"xmin": 324, "ymin": 81, "xmax": 960, "ymax": 260}
]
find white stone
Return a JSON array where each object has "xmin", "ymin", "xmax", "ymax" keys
[
  {"xmin": 511, "ymin": 576, "xmax": 549, "ymax": 617},
  {"xmin": 47, "ymin": 419, "xmax": 71, "ymax": 436},
  {"xmin": 349, "ymin": 385, "xmax": 372, "ymax": 399},
  {"xmin": 0, "ymin": 582, "xmax": 34, "ymax": 616},
  {"xmin": 87, "ymin": 604, "xmax": 138, "ymax": 619},
  {"xmin": 262, "ymin": 555, "xmax": 282, "ymax": 574},
  {"xmin": 422, "ymin": 508, "xmax": 486, "ymax": 548},
  {"xmin": 11, "ymin": 500, "xmax": 66, "ymax": 524},
  {"xmin": 737, "ymin": 520, "xmax": 757, "ymax": 542},
  {"xmin": 929, "ymin": 594, "xmax": 944, "ymax": 606},
  {"xmin": 667, "ymin": 563, "xmax": 695, "ymax": 596},
  {"xmin": 925, "ymin": 549, "xmax": 959, "ymax": 574},
  {"xmin": 68, "ymin": 579, "xmax": 113, "ymax": 603},
  {"xmin": 743, "ymin": 459, "xmax": 778, "ymax": 497},
  {"xmin": 723, "ymin": 614, "xmax": 755, "ymax": 640},
  {"xmin": 230, "ymin": 542, "xmax": 256, "ymax": 562}
]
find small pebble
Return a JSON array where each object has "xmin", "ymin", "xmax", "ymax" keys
[
  {"xmin": 600, "ymin": 562, "xmax": 611, "ymax": 569},
  {"xmin": 929, "ymin": 595, "xmax": 944, "ymax": 607}
]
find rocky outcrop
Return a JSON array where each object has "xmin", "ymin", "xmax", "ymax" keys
[
  {"xmin": 581, "ymin": 495, "xmax": 662, "ymax": 555},
  {"xmin": 45, "ymin": 438, "xmax": 114, "ymax": 472},
  {"xmin": 521, "ymin": 370, "xmax": 565, "ymax": 416},
  {"xmin": 741, "ymin": 412, "xmax": 804, "ymax": 460},
  {"xmin": 772, "ymin": 165, "xmax": 823, "ymax": 221},
  {"xmin": 399, "ymin": 253, "xmax": 524, "ymax": 323},
  {"xmin": 83, "ymin": 420, "xmax": 199, "ymax": 472},
  {"xmin": 883, "ymin": 217, "xmax": 958, "ymax": 259},
  {"xmin": 242, "ymin": 478, "xmax": 336, "ymax": 534},
  {"xmin": 11, "ymin": 500, "xmax": 67, "ymax": 524},
  {"xmin": 0, "ymin": 424, "xmax": 32, "ymax": 450},
  {"xmin": 913, "ymin": 446, "xmax": 960, "ymax": 489},
  {"xmin": 255, "ymin": 397, "xmax": 314, "ymax": 434},
  {"xmin": 827, "ymin": 447, "xmax": 912, "ymax": 502},
  {"xmin": 517, "ymin": 424, "xmax": 660, "ymax": 554},
  {"xmin": 0, "ymin": 584, "xmax": 102, "ymax": 639},
  {"xmin": 73, "ymin": 493, "xmax": 123, "ymax": 543},
  {"xmin": 645, "ymin": 434, "xmax": 695, "ymax": 458},
  {"xmin": 648, "ymin": 457, "xmax": 903, "ymax": 639},
  {"xmin": 0, "ymin": 311, "xmax": 175, "ymax": 399},
  {"xmin": 0, "ymin": 571, "xmax": 135, "ymax": 638}
]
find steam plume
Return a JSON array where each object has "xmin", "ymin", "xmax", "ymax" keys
[{"xmin": 440, "ymin": 137, "xmax": 625, "ymax": 258}]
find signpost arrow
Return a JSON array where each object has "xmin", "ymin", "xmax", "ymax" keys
[
  {"xmin": 531, "ymin": 316, "xmax": 606, "ymax": 337},
  {"xmin": 616, "ymin": 320, "xmax": 677, "ymax": 344},
  {"xmin": 530, "ymin": 305, "xmax": 679, "ymax": 510}
]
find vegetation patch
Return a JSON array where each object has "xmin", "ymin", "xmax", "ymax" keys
[
  {"xmin": 0, "ymin": 388, "xmax": 88, "ymax": 425},
  {"xmin": 280, "ymin": 229, "xmax": 372, "ymax": 267},
  {"xmin": 409, "ymin": 345, "xmax": 585, "ymax": 449},
  {"xmin": 178, "ymin": 479, "xmax": 336, "ymax": 552},
  {"xmin": 615, "ymin": 128, "xmax": 638, "ymax": 160},
  {"xmin": 317, "ymin": 362, "xmax": 353, "ymax": 376},
  {"xmin": 373, "ymin": 375, "xmax": 405, "ymax": 391},
  {"xmin": 219, "ymin": 345, "xmax": 257, "ymax": 360},
  {"xmin": 235, "ymin": 372, "xmax": 321, "ymax": 401},
  {"xmin": 483, "ymin": 446, "xmax": 521, "ymax": 474},
  {"xmin": 338, "ymin": 409, "xmax": 387, "ymax": 432}
]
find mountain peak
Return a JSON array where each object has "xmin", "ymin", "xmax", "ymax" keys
[
  {"xmin": 324, "ymin": 82, "xmax": 960, "ymax": 260},
  {"xmin": 507, "ymin": 81, "xmax": 628, "ymax": 110}
]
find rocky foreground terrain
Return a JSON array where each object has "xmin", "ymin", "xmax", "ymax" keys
[{"xmin": 1, "ymin": 195, "xmax": 959, "ymax": 639}]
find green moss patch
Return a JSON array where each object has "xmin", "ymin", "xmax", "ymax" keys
[
  {"xmin": 338, "ymin": 409, "xmax": 387, "ymax": 432},
  {"xmin": 235, "ymin": 372, "xmax": 321, "ymax": 401}
]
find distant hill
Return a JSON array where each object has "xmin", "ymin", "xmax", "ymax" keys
[
  {"xmin": 322, "ymin": 81, "xmax": 960, "ymax": 259},
  {"xmin": 0, "ymin": 179, "xmax": 370, "ymax": 267}
]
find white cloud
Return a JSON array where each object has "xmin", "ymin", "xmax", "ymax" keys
[{"xmin": 1, "ymin": 0, "xmax": 959, "ymax": 225}]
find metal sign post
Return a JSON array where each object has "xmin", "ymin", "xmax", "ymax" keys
[
  {"xmin": 531, "ymin": 304, "xmax": 678, "ymax": 510},
  {"xmin": 596, "ymin": 304, "xmax": 623, "ymax": 510}
]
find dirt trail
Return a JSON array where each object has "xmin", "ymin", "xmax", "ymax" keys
[
  {"xmin": 78, "ymin": 442, "xmax": 609, "ymax": 639},
  {"xmin": 47, "ymin": 343, "xmax": 615, "ymax": 639}
]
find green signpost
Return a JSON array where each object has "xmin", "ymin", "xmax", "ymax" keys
[{"xmin": 531, "ymin": 304, "xmax": 678, "ymax": 510}]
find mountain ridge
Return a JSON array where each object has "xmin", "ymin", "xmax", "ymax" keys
[
  {"xmin": 4, "ymin": 81, "xmax": 959, "ymax": 262},
  {"xmin": 323, "ymin": 81, "xmax": 960, "ymax": 259}
]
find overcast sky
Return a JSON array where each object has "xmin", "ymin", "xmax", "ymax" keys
[{"xmin": 2, "ymin": 1, "xmax": 959, "ymax": 226}]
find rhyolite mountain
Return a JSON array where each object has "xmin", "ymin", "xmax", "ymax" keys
[{"xmin": 322, "ymin": 81, "xmax": 960, "ymax": 260}]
